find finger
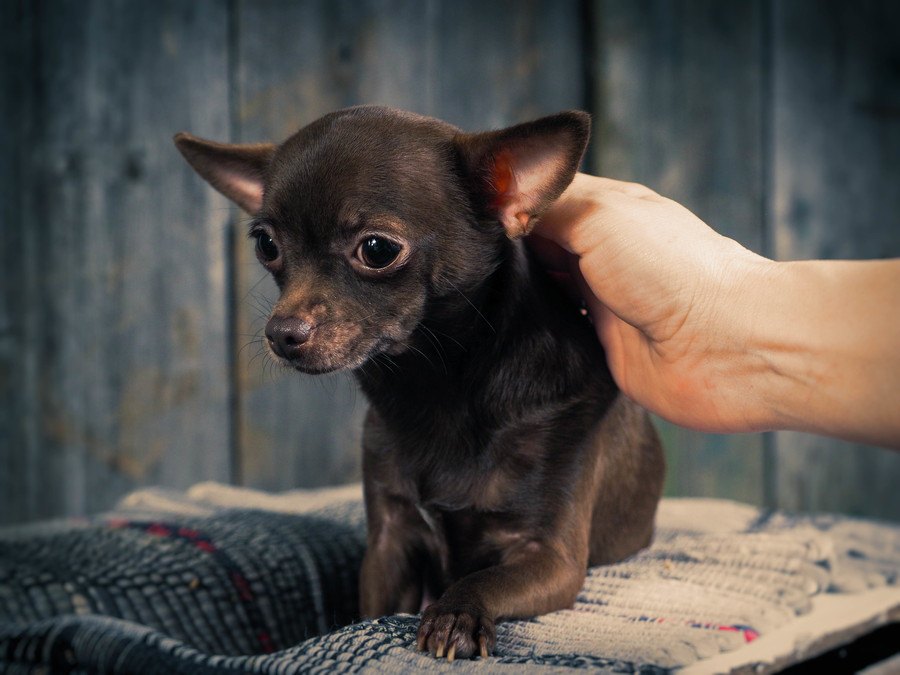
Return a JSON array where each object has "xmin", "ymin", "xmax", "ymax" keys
[
  {"xmin": 533, "ymin": 189, "xmax": 598, "ymax": 251},
  {"xmin": 536, "ymin": 174, "xmax": 663, "ymax": 256}
]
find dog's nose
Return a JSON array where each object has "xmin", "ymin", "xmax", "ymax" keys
[{"xmin": 265, "ymin": 316, "xmax": 314, "ymax": 360}]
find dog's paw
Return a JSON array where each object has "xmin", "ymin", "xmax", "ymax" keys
[{"xmin": 416, "ymin": 601, "xmax": 496, "ymax": 661}]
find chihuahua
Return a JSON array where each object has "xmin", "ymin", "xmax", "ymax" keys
[{"xmin": 174, "ymin": 106, "xmax": 664, "ymax": 661}]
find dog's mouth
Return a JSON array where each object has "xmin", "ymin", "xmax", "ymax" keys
[
  {"xmin": 267, "ymin": 331, "xmax": 402, "ymax": 375},
  {"xmin": 290, "ymin": 362, "xmax": 342, "ymax": 375}
]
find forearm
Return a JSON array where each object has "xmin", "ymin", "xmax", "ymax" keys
[{"xmin": 741, "ymin": 258, "xmax": 900, "ymax": 448}]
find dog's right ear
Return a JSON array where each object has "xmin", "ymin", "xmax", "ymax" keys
[
  {"xmin": 454, "ymin": 111, "xmax": 590, "ymax": 239},
  {"xmin": 174, "ymin": 133, "xmax": 276, "ymax": 215}
]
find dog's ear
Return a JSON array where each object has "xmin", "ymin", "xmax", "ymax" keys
[
  {"xmin": 455, "ymin": 111, "xmax": 590, "ymax": 238},
  {"xmin": 174, "ymin": 132, "xmax": 276, "ymax": 215}
]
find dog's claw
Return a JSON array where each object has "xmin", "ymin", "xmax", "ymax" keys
[{"xmin": 418, "ymin": 601, "xmax": 495, "ymax": 661}]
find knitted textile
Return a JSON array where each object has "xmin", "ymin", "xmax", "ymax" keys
[{"xmin": 1, "ymin": 483, "xmax": 898, "ymax": 674}]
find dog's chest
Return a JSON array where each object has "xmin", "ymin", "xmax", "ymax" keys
[
  {"xmin": 381, "ymin": 416, "xmax": 544, "ymax": 515},
  {"xmin": 394, "ymin": 445, "xmax": 506, "ymax": 512}
]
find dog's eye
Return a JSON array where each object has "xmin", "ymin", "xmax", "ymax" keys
[
  {"xmin": 254, "ymin": 231, "xmax": 279, "ymax": 263},
  {"xmin": 358, "ymin": 236, "xmax": 402, "ymax": 269}
]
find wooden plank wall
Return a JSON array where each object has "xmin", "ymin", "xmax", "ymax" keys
[
  {"xmin": 2, "ymin": 0, "xmax": 234, "ymax": 523},
  {"xmin": 2, "ymin": 0, "xmax": 898, "ymax": 524}
]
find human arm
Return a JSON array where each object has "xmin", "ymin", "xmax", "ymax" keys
[{"xmin": 531, "ymin": 173, "xmax": 900, "ymax": 449}]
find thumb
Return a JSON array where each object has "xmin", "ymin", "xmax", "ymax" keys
[{"xmin": 533, "ymin": 173, "xmax": 604, "ymax": 256}]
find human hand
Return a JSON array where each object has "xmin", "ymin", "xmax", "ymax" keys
[
  {"xmin": 531, "ymin": 173, "xmax": 900, "ymax": 447},
  {"xmin": 530, "ymin": 174, "xmax": 781, "ymax": 433}
]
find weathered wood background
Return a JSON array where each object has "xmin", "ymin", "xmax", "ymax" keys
[{"xmin": 2, "ymin": 0, "xmax": 898, "ymax": 524}]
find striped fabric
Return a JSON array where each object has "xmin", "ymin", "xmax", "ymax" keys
[{"xmin": 1, "ymin": 483, "xmax": 898, "ymax": 673}]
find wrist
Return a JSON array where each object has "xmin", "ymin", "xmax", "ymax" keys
[
  {"xmin": 737, "ymin": 258, "xmax": 900, "ymax": 446},
  {"xmin": 695, "ymin": 252, "xmax": 803, "ymax": 432},
  {"xmin": 729, "ymin": 259, "xmax": 822, "ymax": 432},
  {"xmin": 646, "ymin": 246, "xmax": 791, "ymax": 434}
]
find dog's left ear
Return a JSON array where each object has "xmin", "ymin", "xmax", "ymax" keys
[{"xmin": 455, "ymin": 111, "xmax": 590, "ymax": 238}]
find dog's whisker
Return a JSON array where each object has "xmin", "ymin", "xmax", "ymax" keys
[
  {"xmin": 247, "ymin": 291, "xmax": 273, "ymax": 319},
  {"xmin": 264, "ymin": 356, "xmax": 278, "ymax": 383},
  {"xmin": 368, "ymin": 355, "xmax": 389, "ymax": 376},
  {"xmin": 248, "ymin": 348, "xmax": 266, "ymax": 370},
  {"xmin": 407, "ymin": 344, "xmax": 442, "ymax": 375},
  {"xmin": 422, "ymin": 323, "xmax": 467, "ymax": 352},
  {"xmin": 237, "ymin": 338, "xmax": 265, "ymax": 359},
  {"xmin": 247, "ymin": 348, "xmax": 267, "ymax": 369},
  {"xmin": 365, "ymin": 358, "xmax": 386, "ymax": 379},
  {"xmin": 416, "ymin": 325, "xmax": 449, "ymax": 375},
  {"xmin": 382, "ymin": 357, "xmax": 401, "ymax": 376},
  {"xmin": 420, "ymin": 323, "xmax": 452, "ymax": 361},
  {"xmin": 245, "ymin": 272, "xmax": 272, "ymax": 298},
  {"xmin": 371, "ymin": 353, "xmax": 399, "ymax": 377},
  {"xmin": 443, "ymin": 279, "xmax": 496, "ymax": 333}
]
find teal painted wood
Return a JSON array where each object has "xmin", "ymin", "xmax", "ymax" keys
[
  {"xmin": 591, "ymin": 0, "xmax": 769, "ymax": 506},
  {"xmin": 429, "ymin": 0, "xmax": 587, "ymax": 129},
  {"xmin": 0, "ymin": 0, "xmax": 234, "ymax": 524},
  {"xmin": 233, "ymin": 0, "xmax": 586, "ymax": 491},
  {"xmin": 0, "ymin": 0, "xmax": 36, "ymax": 524},
  {"xmin": 770, "ymin": 0, "xmax": 900, "ymax": 520}
]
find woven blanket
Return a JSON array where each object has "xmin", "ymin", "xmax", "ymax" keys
[{"xmin": 1, "ymin": 482, "xmax": 898, "ymax": 673}]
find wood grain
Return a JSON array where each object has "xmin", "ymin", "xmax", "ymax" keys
[
  {"xmin": 1, "ymin": 0, "xmax": 233, "ymax": 523},
  {"xmin": 0, "ymin": 0, "xmax": 36, "ymax": 524}
]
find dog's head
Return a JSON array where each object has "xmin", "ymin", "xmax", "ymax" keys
[{"xmin": 175, "ymin": 106, "xmax": 588, "ymax": 373}]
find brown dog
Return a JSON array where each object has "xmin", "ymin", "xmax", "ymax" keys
[{"xmin": 174, "ymin": 106, "xmax": 664, "ymax": 661}]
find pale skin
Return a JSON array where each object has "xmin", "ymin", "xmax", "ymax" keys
[{"xmin": 530, "ymin": 173, "xmax": 900, "ymax": 450}]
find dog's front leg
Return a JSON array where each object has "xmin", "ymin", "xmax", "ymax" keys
[
  {"xmin": 358, "ymin": 410, "xmax": 431, "ymax": 618},
  {"xmin": 359, "ymin": 490, "xmax": 428, "ymax": 618},
  {"xmin": 416, "ymin": 539, "xmax": 586, "ymax": 660}
]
